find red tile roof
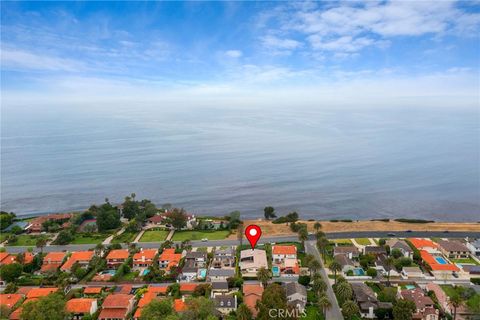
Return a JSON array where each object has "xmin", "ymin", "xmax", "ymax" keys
[
  {"xmin": 174, "ymin": 299, "xmax": 186, "ymax": 312},
  {"xmin": 43, "ymin": 252, "xmax": 66, "ymax": 263},
  {"xmin": 98, "ymin": 308, "xmax": 128, "ymax": 320},
  {"xmin": 26, "ymin": 288, "xmax": 58, "ymax": 299},
  {"xmin": 0, "ymin": 253, "xmax": 17, "ymax": 265},
  {"xmin": 0, "ymin": 294, "xmax": 23, "ymax": 309},
  {"xmin": 159, "ymin": 248, "xmax": 181, "ymax": 271},
  {"xmin": 273, "ymin": 245, "xmax": 297, "ymax": 255},
  {"xmin": 66, "ymin": 298, "xmax": 96, "ymax": 313},
  {"xmin": 106, "ymin": 249, "xmax": 129, "ymax": 260},
  {"xmin": 24, "ymin": 253, "xmax": 34, "ymax": 265},
  {"xmin": 408, "ymin": 238, "xmax": 438, "ymax": 250},
  {"xmin": 420, "ymin": 251, "xmax": 459, "ymax": 271},
  {"xmin": 102, "ymin": 294, "xmax": 133, "ymax": 308},
  {"xmin": 179, "ymin": 283, "xmax": 197, "ymax": 292},
  {"xmin": 16, "ymin": 288, "xmax": 33, "ymax": 295},
  {"xmin": 9, "ymin": 307, "xmax": 22, "ymax": 320},
  {"xmin": 243, "ymin": 284, "xmax": 263, "ymax": 316},
  {"xmin": 61, "ymin": 251, "xmax": 94, "ymax": 271},
  {"xmin": 133, "ymin": 249, "xmax": 157, "ymax": 262},
  {"xmin": 84, "ymin": 287, "xmax": 103, "ymax": 294}
]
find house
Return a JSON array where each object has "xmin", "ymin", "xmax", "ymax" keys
[
  {"xmin": 0, "ymin": 294, "xmax": 24, "ymax": 314},
  {"xmin": 179, "ymin": 283, "xmax": 198, "ymax": 294},
  {"xmin": 401, "ymin": 266, "xmax": 425, "ymax": 279},
  {"xmin": 351, "ymin": 283, "xmax": 393, "ymax": 319},
  {"xmin": 211, "ymin": 248, "xmax": 235, "ymax": 268},
  {"xmin": 386, "ymin": 239, "xmax": 414, "ymax": 258},
  {"xmin": 399, "ymin": 288, "xmax": 439, "ymax": 320},
  {"xmin": 158, "ymin": 248, "xmax": 181, "ymax": 271},
  {"xmin": 23, "ymin": 252, "xmax": 34, "ymax": 265},
  {"xmin": 3, "ymin": 221, "xmax": 29, "ymax": 233},
  {"xmin": 214, "ymin": 293, "xmax": 237, "ymax": 314},
  {"xmin": 133, "ymin": 249, "xmax": 157, "ymax": 269},
  {"xmin": 239, "ymin": 249, "xmax": 268, "ymax": 277},
  {"xmin": 272, "ymin": 245, "xmax": 297, "ymax": 263},
  {"xmin": 0, "ymin": 253, "xmax": 17, "ymax": 266},
  {"xmin": 207, "ymin": 268, "xmax": 235, "ymax": 281},
  {"xmin": 437, "ymin": 240, "xmax": 470, "ymax": 259},
  {"xmin": 419, "ymin": 251, "xmax": 459, "ymax": 277},
  {"xmin": 211, "ymin": 281, "xmax": 229, "ymax": 293},
  {"xmin": 184, "ymin": 251, "xmax": 207, "ymax": 268},
  {"xmin": 283, "ymin": 282, "xmax": 307, "ymax": 311},
  {"xmin": 243, "ymin": 283, "xmax": 263, "ymax": 317},
  {"xmin": 333, "ymin": 246, "xmax": 360, "ymax": 259},
  {"xmin": 202, "ymin": 219, "xmax": 227, "ymax": 230},
  {"xmin": 363, "ymin": 246, "xmax": 387, "ymax": 256},
  {"xmin": 375, "ymin": 254, "xmax": 399, "ymax": 277},
  {"xmin": 133, "ymin": 286, "xmax": 168, "ymax": 319},
  {"xmin": 174, "ymin": 298, "xmax": 187, "ymax": 312},
  {"xmin": 66, "ymin": 298, "xmax": 98, "ymax": 319},
  {"xmin": 334, "ymin": 254, "xmax": 356, "ymax": 273},
  {"xmin": 148, "ymin": 212, "xmax": 197, "ymax": 230},
  {"xmin": 26, "ymin": 213, "xmax": 73, "ymax": 233},
  {"xmin": 40, "ymin": 252, "xmax": 66, "ymax": 273},
  {"xmin": 61, "ymin": 251, "xmax": 95, "ymax": 272},
  {"xmin": 98, "ymin": 294, "xmax": 135, "ymax": 320},
  {"xmin": 84, "ymin": 287, "xmax": 103, "ymax": 295},
  {"xmin": 466, "ymin": 238, "xmax": 480, "ymax": 257},
  {"xmin": 106, "ymin": 249, "xmax": 129, "ymax": 268},
  {"xmin": 408, "ymin": 238, "xmax": 439, "ymax": 254},
  {"xmin": 26, "ymin": 287, "xmax": 58, "ymax": 299}
]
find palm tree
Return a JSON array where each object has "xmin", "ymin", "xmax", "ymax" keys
[
  {"xmin": 308, "ymin": 259, "xmax": 321, "ymax": 276},
  {"xmin": 329, "ymin": 260, "xmax": 342, "ymax": 285},
  {"xmin": 36, "ymin": 238, "xmax": 47, "ymax": 254},
  {"xmin": 236, "ymin": 303, "xmax": 253, "ymax": 320},
  {"xmin": 315, "ymin": 231, "xmax": 326, "ymax": 240},
  {"xmin": 335, "ymin": 281, "xmax": 353, "ymax": 304},
  {"xmin": 95, "ymin": 243, "xmax": 104, "ymax": 257},
  {"xmin": 316, "ymin": 237, "xmax": 329, "ymax": 262},
  {"xmin": 312, "ymin": 277, "xmax": 327, "ymax": 295},
  {"xmin": 385, "ymin": 256, "xmax": 395, "ymax": 287},
  {"xmin": 237, "ymin": 223, "xmax": 244, "ymax": 247},
  {"xmin": 449, "ymin": 293, "xmax": 462, "ymax": 320},
  {"xmin": 314, "ymin": 221, "xmax": 322, "ymax": 232},
  {"xmin": 317, "ymin": 294, "xmax": 331, "ymax": 319},
  {"xmin": 256, "ymin": 267, "xmax": 270, "ymax": 287},
  {"xmin": 342, "ymin": 300, "xmax": 360, "ymax": 320},
  {"xmin": 298, "ymin": 227, "xmax": 308, "ymax": 248},
  {"xmin": 131, "ymin": 193, "xmax": 136, "ymax": 201}
]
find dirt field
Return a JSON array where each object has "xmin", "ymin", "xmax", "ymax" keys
[{"xmin": 228, "ymin": 219, "xmax": 480, "ymax": 239}]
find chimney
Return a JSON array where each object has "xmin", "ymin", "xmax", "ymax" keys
[{"xmin": 181, "ymin": 296, "xmax": 185, "ymax": 302}]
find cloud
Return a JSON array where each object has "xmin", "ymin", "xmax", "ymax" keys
[
  {"xmin": 1, "ymin": 47, "xmax": 84, "ymax": 72},
  {"xmin": 261, "ymin": 35, "xmax": 302, "ymax": 50},
  {"xmin": 224, "ymin": 50, "xmax": 243, "ymax": 58}
]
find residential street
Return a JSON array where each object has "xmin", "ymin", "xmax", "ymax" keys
[{"xmin": 305, "ymin": 241, "xmax": 344, "ymax": 320}]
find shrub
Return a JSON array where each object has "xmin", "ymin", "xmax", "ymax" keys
[
  {"xmin": 298, "ymin": 275, "xmax": 311, "ymax": 286},
  {"xmin": 366, "ymin": 268, "xmax": 378, "ymax": 277}
]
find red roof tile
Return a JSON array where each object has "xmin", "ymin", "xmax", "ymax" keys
[
  {"xmin": 26, "ymin": 288, "xmax": 57, "ymax": 299},
  {"xmin": 98, "ymin": 308, "xmax": 128, "ymax": 320},
  {"xmin": 106, "ymin": 249, "xmax": 129, "ymax": 260},
  {"xmin": 66, "ymin": 298, "xmax": 96, "ymax": 313},
  {"xmin": 102, "ymin": 294, "xmax": 133, "ymax": 308},
  {"xmin": 0, "ymin": 294, "xmax": 23, "ymax": 309},
  {"xmin": 174, "ymin": 299, "xmax": 186, "ymax": 312},
  {"xmin": 273, "ymin": 245, "xmax": 297, "ymax": 255},
  {"xmin": 84, "ymin": 287, "xmax": 103, "ymax": 294}
]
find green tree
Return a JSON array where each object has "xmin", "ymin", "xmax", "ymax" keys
[
  {"xmin": 314, "ymin": 221, "xmax": 322, "ymax": 232},
  {"xmin": 449, "ymin": 293, "xmax": 462, "ymax": 320},
  {"xmin": 0, "ymin": 263, "xmax": 22, "ymax": 283},
  {"xmin": 0, "ymin": 304, "xmax": 11, "ymax": 319},
  {"xmin": 167, "ymin": 283, "xmax": 181, "ymax": 298},
  {"xmin": 55, "ymin": 230, "xmax": 73, "ymax": 245},
  {"xmin": 96, "ymin": 201, "xmax": 121, "ymax": 231},
  {"xmin": 392, "ymin": 299, "xmax": 416, "ymax": 320},
  {"xmin": 317, "ymin": 293, "xmax": 332, "ymax": 319},
  {"xmin": 236, "ymin": 303, "xmax": 253, "ymax": 320},
  {"xmin": 316, "ymin": 237, "xmax": 330, "ymax": 263},
  {"xmin": 329, "ymin": 260, "xmax": 342, "ymax": 285},
  {"xmin": 263, "ymin": 206, "xmax": 276, "ymax": 220},
  {"xmin": 183, "ymin": 296, "xmax": 216, "ymax": 320},
  {"xmin": 256, "ymin": 283, "xmax": 290, "ymax": 320},
  {"xmin": 366, "ymin": 268, "xmax": 378, "ymax": 277},
  {"xmin": 0, "ymin": 212, "xmax": 15, "ymax": 230},
  {"xmin": 122, "ymin": 196, "xmax": 140, "ymax": 220},
  {"xmin": 140, "ymin": 299, "xmax": 174, "ymax": 320},
  {"xmin": 167, "ymin": 208, "xmax": 188, "ymax": 230},
  {"xmin": 335, "ymin": 281, "xmax": 353, "ymax": 304},
  {"xmin": 36, "ymin": 237, "xmax": 47, "ymax": 254},
  {"xmin": 237, "ymin": 223, "xmax": 244, "ymax": 247},
  {"xmin": 312, "ymin": 276, "xmax": 327, "ymax": 295},
  {"xmin": 385, "ymin": 256, "xmax": 395, "ymax": 287},
  {"xmin": 256, "ymin": 267, "xmax": 270, "ymax": 288},
  {"xmin": 21, "ymin": 293, "xmax": 67, "ymax": 320},
  {"xmin": 298, "ymin": 227, "xmax": 308, "ymax": 248},
  {"xmin": 308, "ymin": 258, "xmax": 321, "ymax": 276},
  {"xmin": 342, "ymin": 300, "xmax": 360, "ymax": 320}
]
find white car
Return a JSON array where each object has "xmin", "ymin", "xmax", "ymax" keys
[{"xmin": 201, "ymin": 238, "xmax": 208, "ymax": 242}]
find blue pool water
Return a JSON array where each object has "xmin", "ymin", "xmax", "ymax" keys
[
  {"xmin": 272, "ymin": 266, "xmax": 280, "ymax": 276},
  {"xmin": 353, "ymin": 268, "xmax": 365, "ymax": 276},
  {"xmin": 199, "ymin": 269, "xmax": 207, "ymax": 278},
  {"xmin": 142, "ymin": 269, "xmax": 150, "ymax": 276},
  {"xmin": 405, "ymin": 285, "xmax": 416, "ymax": 290},
  {"xmin": 100, "ymin": 270, "xmax": 116, "ymax": 275},
  {"xmin": 435, "ymin": 257, "xmax": 448, "ymax": 264}
]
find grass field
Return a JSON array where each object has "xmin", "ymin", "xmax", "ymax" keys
[
  {"xmin": 139, "ymin": 230, "xmax": 169, "ymax": 242},
  {"xmin": 440, "ymin": 285, "xmax": 457, "ymax": 298},
  {"xmin": 304, "ymin": 305, "xmax": 324, "ymax": 320},
  {"xmin": 112, "ymin": 231, "xmax": 138, "ymax": 244},
  {"xmin": 0, "ymin": 232, "xmax": 11, "ymax": 243},
  {"xmin": 171, "ymin": 230, "xmax": 230, "ymax": 241},
  {"xmin": 70, "ymin": 233, "xmax": 109, "ymax": 244},
  {"xmin": 354, "ymin": 238, "xmax": 371, "ymax": 245},
  {"xmin": 6, "ymin": 234, "xmax": 51, "ymax": 246},
  {"xmin": 451, "ymin": 258, "xmax": 479, "ymax": 265}
]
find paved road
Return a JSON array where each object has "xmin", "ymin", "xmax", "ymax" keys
[
  {"xmin": 4, "ymin": 231, "xmax": 480, "ymax": 253},
  {"xmin": 305, "ymin": 240, "xmax": 344, "ymax": 320}
]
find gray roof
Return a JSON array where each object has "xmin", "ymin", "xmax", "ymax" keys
[
  {"xmin": 375, "ymin": 254, "xmax": 393, "ymax": 271},
  {"xmin": 333, "ymin": 246, "xmax": 359, "ymax": 255},
  {"xmin": 214, "ymin": 248, "xmax": 234, "ymax": 256},
  {"xmin": 212, "ymin": 281, "xmax": 229, "ymax": 290},
  {"xmin": 334, "ymin": 254, "xmax": 354, "ymax": 267},
  {"xmin": 208, "ymin": 269, "xmax": 235, "ymax": 277},
  {"xmin": 364, "ymin": 246, "xmax": 387, "ymax": 254},
  {"xmin": 351, "ymin": 283, "xmax": 377, "ymax": 304},
  {"xmin": 388, "ymin": 240, "xmax": 413, "ymax": 252},
  {"xmin": 3, "ymin": 221, "xmax": 29, "ymax": 231},
  {"xmin": 437, "ymin": 240, "xmax": 469, "ymax": 252},
  {"xmin": 469, "ymin": 239, "xmax": 480, "ymax": 248},
  {"xmin": 186, "ymin": 251, "xmax": 207, "ymax": 259},
  {"xmin": 214, "ymin": 294, "xmax": 236, "ymax": 308},
  {"xmin": 182, "ymin": 266, "xmax": 198, "ymax": 273},
  {"xmin": 284, "ymin": 282, "xmax": 307, "ymax": 298}
]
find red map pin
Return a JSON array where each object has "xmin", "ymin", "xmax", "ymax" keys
[{"xmin": 245, "ymin": 225, "xmax": 262, "ymax": 249}]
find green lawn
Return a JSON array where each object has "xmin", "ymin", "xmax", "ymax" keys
[
  {"xmin": 440, "ymin": 285, "xmax": 457, "ymax": 298},
  {"xmin": 0, "ymin": 232, "xmax": 11, "ymax": 243},
  {"xmin": 119, "ymin": 271, "xmax": 139, "ymax": 281},
  {"xmin": 451, "ymin": 258, "xmax": 479, "ymax": 265},
  {"xmin": 70, "ymin": 233, "xmax": 110, "ymax": 244},
  {"xmin": 354, "ymin": 238, "xmax": 371, "ymax": 245},
  {"xmin": 171, "ymin": 230, "xmax": 230, "ymax": 241},
  {"xmin": 112, "ymin": 231, "xmax": 138, "ymax": 244},
  {"xmin": 139, "ymin": 230, "xmax": 169, "ymax": 242},
  {"xmin": 6, "ymin": 234, "xmax": 51, "ymax": 246}
]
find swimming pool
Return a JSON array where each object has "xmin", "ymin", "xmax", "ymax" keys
[
  {"xmin": 100, "ymin": 270, "xmax": 116, "ymax": 276},
  {"xmin": 141, "ymin": 269, "xmax": 150, "ymax": 276},
  {"xmin": 435, "ymin": 257, "xmax": 448, "ymax": 265},
  {"xmin": 272, "ymin": 266, "xmax": 280, "ymax": 277},
  {"xmin": 353, "ymin": 268, "xmax": 365, "ymax": 276},
  {"xmin": 198, "ymin": 269, "xmax": 207, "ymax": 279},
  {"xmin": 405, "ymin": 285, "xmax": 416, "ymax": 290}
]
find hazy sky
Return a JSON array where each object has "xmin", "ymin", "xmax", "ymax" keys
[{"xmin": 1, "ymin": 1, "xmax": 479, "ymax": 109}]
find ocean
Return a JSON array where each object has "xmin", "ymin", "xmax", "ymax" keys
[{"xmin": 1, "ymin": 104, "xmax": 479, "ymax": 221}]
